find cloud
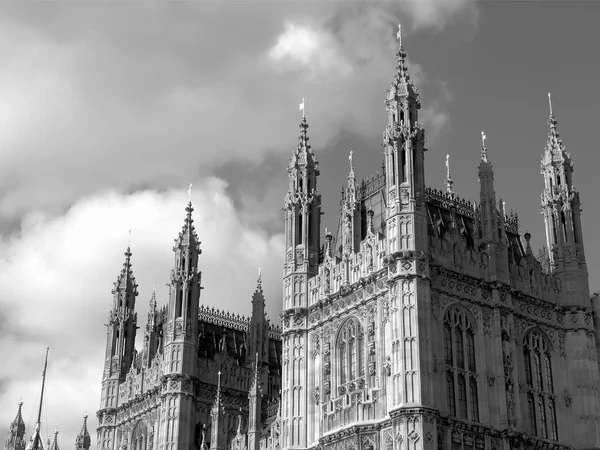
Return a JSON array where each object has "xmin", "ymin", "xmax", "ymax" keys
[
  {"xmin": 267, "ymin": 22, "xmax": 352, "ymax": 77},
  {"xmin": 0, "ymin": 180, "xmax": 284, "ymax": 447},
  {"xmin": 397, "ymin": 0, "xmax": 479, "ymax": 31}
]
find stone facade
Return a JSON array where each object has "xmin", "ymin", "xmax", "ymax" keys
[
  {"xmin": 92, "ymin": 23, "xmax": 600, "ymax": 450},
  {"xmin": 279, "ymin": 25, "xmax": 600, "ymax": 450},
  {"xmin": 95, "ymin": 204, "xmax": 282, "ymax": 450}
]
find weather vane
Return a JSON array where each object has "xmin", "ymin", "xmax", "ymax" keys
[
  {"xmin": 445, "ymin": 154, "xmax": 450, "ymax": 178},
  {"xmin": 397, "ymin": 24, "xmax": 402, "ymax": 46},
  {"xmin": 481, "ymin": 131, "xmax": 487, "ymax": 147},
  {"xmin": 299, "ymin": 97, "xmax": 306, "ymax": 118},
  {"xmin": 548, "ymin": 92, "xmax": 553, "ymax": 115}
]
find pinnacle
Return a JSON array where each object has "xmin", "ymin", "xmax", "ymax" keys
[{"xmin": 49, "ymin": 429, "xmax": 59, "ymax": 450}]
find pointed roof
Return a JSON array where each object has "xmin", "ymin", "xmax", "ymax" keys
[
  {"xmin": 9, "ymin": 400, "xmax": 26, "ymax": 437},
  {"xmin": 252, "ymin": 268, "xmax": 264, "ymax": 303},
  {"xmin": 113, "ymin": 246, "xmax": 138, "ymax": 298},
  {"xmin": 48, "ymin": 430, "xmax": 59, "ymax": 450},
  {"xmin": 288, "ymin": 116, "xmax": 319, "ymax": 174},
  {"xmin": 75, "ymin": 413, "xmax": 91, "ymax": 449},
  {"xmin": 543, "ymin": 93, "xmax": 572, "ymax": 167},
  {"xmin": 174, "ymin": 200, "xmax": 201, "ymax": 252},
  {"xmin": 212, "ymin": 370, "xmax": 223, "ymax": 413},
  {"xmin": 387, "ymin": 23, "xmax": 420, "ymax": 108}
]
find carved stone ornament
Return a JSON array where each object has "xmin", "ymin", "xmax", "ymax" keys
[
  {"xmin": 313, "ymin": 387, "xmax": 320, "ymax": 405},
  {"xmin": 564, "ymin": 389, "xmax": 572, "ymax": 408},
  {"xmin": 486, "ymin": 371, "xmax": 495, "ymax": 387}
]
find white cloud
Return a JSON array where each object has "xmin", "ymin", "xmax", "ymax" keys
[
  {"xmin": 0, "ymin": 179, "xmax": 284, "ymax": 448},
  {"xmin": 397, "ymin": 0, "xmax": 478, "ymax": 31},
  {"xmin": 267, "ymin": 21, "xmax": 352, "ymax": 77}
]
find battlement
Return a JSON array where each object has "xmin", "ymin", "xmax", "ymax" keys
[
  {"xmin": 425, "ymin": 187, "xmax": 475, "ymax": 219},
  {"xmin": 340, "ymin": 170, "xmax": 386, "ymax": 206}
]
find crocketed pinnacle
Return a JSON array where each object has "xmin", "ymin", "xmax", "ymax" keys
[
  {"xmin": 174, "ymin": 200, "xmax": 201, "ymax": 252},
  {"xmin": 212, "ymin": 370, "xmax": 223, "ymax": 412},
  {"xmin": 388, "ymin": 23, "xmax": 420, "ymax": 107},
  {"xmin": 48, "ymin": 430, "xmax": 59, "ymax": 450},
  {"xmin": 9, "ymin": 400, "xmax": 26, "ymax": 437},
  {"xmin": 250, "ymin": 352, "xmax": 261, "ymax": 395},
  {"xmin": 289, "ymin": 116, "xmax": 319, "ymax": 175},
  {"xmin": 114, "ymin": 245, "xmax": 138, "ymax": 296},
  {"xmin": 544, "ymin": 93, "xmax": 570, "ymax": 163},
  {"xmin": 75, "ymin": 413, "xmax": 91, "ymax": 450}
]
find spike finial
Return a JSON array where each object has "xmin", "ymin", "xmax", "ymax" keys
[
  {"xmin": 299, "ymin": 97, "xmax": 306, "ymax": 118},
  {"xmin": 548, "ymin": 92, "xmax": 553, "ymax": 116},
  {"xmin": 128, "ymin": 230, "xmax": 131, "ymax": 249},
  {"xmin": 188, "ymin": 183, "xmax": 192, "ymax": 203},
  {"xmin": 445, "ymin": 154, "xmax": 454, "ymax": 195},
  {"xmin": 397, "ymin": 23, "xmax": 402, "ymax": 47},
  {"xmin": 480, "ymin": 131, "xmax": 488, "ymax": 163}
]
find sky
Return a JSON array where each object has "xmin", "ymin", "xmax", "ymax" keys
[{"xmin": 1, "ymin": 1, "xmax": 600, "ymax": 448}]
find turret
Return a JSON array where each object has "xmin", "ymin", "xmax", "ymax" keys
[
  {"xmin": 142, "ymin": 286, "xmax": 159, "ymax": 368},
  {"xmin": 4, "ymin": 401, "xmax": 26, "ymax": 450},
  {"xmin": 282, "ymin": 109, "xmax": 322, "ymax": 311},
  {"xmin": 164, "ymin": 192, "xmax": 203, "ymax": 375},
  {"xmin": 540, "ymin": 94, "xmax": 589, "ymax": 306},
  {"xmin": 99, "ymin": 245, "xmax": 138, "ymax": 410},
  {"xmin": 74, "ymin": 414, "xmax": 90, "ymax": 450},
  {"xmin": 382, "ymin": 24, "xmax": 427, "ymax": 254}
]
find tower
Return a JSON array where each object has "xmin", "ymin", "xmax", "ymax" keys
[
  {"xmin": 281, "ymin": 112, "xmax": 321, "ymax": 448},
  {"xmin": 74, "ymin": 414, "xmax": 90, "ymax": 450},
  {"xmin": 540, "ymin": 93, "xmax": 589, "ymax": 306},
  {"xmin": 381, "ymin": 24, "xmax": 436, "ymax": 420},
  {"xmin": 4, "ymin": 401, "xmax": 26, "ymax": 450},
  {"xmin": 160, "ymin": 197, "xmax": 203, "ymax": 450},
  {"xmin": 97, "ymin": 246, "xmax": 138, "ymax": 450}
]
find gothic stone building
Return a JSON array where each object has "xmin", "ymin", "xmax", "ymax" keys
[
  {"xmin": 95, "ymin": 25, "xmax": 600, "ymax": 450},
  {"xmin": 279, "ymin": 28, "xmax": 600, "ymax": 450},
  {"xmin": 95, "ymin": 203, "xmax": 283, "ymax": 450}
]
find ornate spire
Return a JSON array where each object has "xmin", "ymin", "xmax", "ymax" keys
[
  {"xmin": 388, "ymin": 23, "xmax": 420, "ymax": 107},
  {"xmin": 75, "ymin": 413, "xmax": 90, "ymax": 450},
  {"xmin": 544, "ymin": 93, "xmax": 570, "ymax": 163},
  {"xmin": 48, "ymin": 430, "xmax": 59, "ymax": 450},
  {"xmin": 174, "ymin": 193, "xmax": 201, "ymax": 252},
  {"xmin": 445, "ymin": 154, "xmax": 454, "ymax": 195},
  {"xmin": 288, "ymin": 104, "xmax": 319, "ymax": 175},
  {"xmin": 6, "ymin": 400, "xmax": 27, "ymax": 450},
  {"xmin": 114, "ymin": 244, "xmax": 138, "ymax": 298},
  {"xmin": 256, "ymin": 267, "xmax": 262, "ymax": 292}
]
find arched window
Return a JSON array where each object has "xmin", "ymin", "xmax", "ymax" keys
[
  {"xmin": 337, "ymin": 318, "xmax": 364, "ymax": 392},
  {"xmin": 523, "ymin": 331, "xmax": 558, "ymax": 440},
  {"xmin": 132, "ymin": 420, "xmax": 148, "ymax": 450},
  {"xmin": 443, "ymin": 307, "xmax": 479, "ymax": 422}
]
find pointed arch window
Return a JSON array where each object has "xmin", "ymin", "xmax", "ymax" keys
[
  {"xmin": 443, "ymin": 307, "xmax": 480, "ymax": 422},
  {"xmin": 523, "ymin": 331, "xmax": 558, "ymax": 441},
  {"xmin": 336, "ymin": 318, "xmax": 364, "ymax": 392}
]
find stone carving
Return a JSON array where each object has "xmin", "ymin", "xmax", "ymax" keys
[
  {"xmin": 564, "ymin": 389, "xmax": 572, "ymax": 408},
  {"xmin": 486, "ymin": 371, "xmax": 495, "ymax": 386}
]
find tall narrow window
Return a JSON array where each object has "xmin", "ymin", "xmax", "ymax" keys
[
  {"xmin": 457, "ymin": 375, "xmax": 467, "ymax": 419},
  {"xmin": 527, "ymin": 393, "xmax": 537, "ymax": 435},
  {"xmin": 337, "ymin": 318, "xmax": 364, "ymax": 391},
  {"xmin": 446, "ymin": 372, "xmax": 456, "ymax": 416},
  {"xmin": 296, "ymin": 214, "xmax": 303, "ymax": 245},
  {"xmin": 176, "ymin": 288, "xmax": 183, "ymax": 318},
  {"xmin": 444, "ymin": 325, "xmax": 453, "ymax": 365},
  {"xmin": 523, "ymin": 331, "xmax": 557, "ymax": 441},
  {"xmin": 469, "ymin": 377, "xmax": 479, "ymax": 422},
  {"xmin": 186, "ymin": 289, "xmax": 192, "ymax": 319},
  {"xmin": 391, "ymin": 151, "xmax": 396, "ymax": 186},
  {"xmin": 401, "ymin": 150, "xmax": 407, "ymax": 182},
  {"xmin": 444, "ymin": 307, "xmax": 479, "ymax": 422}
]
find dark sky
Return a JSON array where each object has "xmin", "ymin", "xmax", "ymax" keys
[{"xmin": 1, "ymin": 1, "xmax": 599, "ymax": 446}]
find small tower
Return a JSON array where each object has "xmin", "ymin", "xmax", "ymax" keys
[
  {"xmin": 142, "ymin": 286, "xmax": 159, "ymax": 368},
  {"xmin": 282, "ymin": 112, "xmax": 322, "ymax": 311},
  {"xmin": 247, "ymin": 355, "xmax": 262, "ymax": 450},
  {"xmin": 161, "ymin": 192, "xmax": 203, "ymax": 450},
  {"xmin": 247, "ymin": 270, "xmax": 268, "ymax": 366},
  {"xmin": 281, "ymin": 108, "xmax": 321, "ymax": 449},
  {"xmin": 210, "ymin": 372, "xmax": 226, "ymax": 450},
  {"xmin": 477, "ymin": 132, "xmax": 509, "ymax": 282},
  {"xmin": 4, "ymin": 401, "xmax": 26, "ymax": 450},
  {"xmin": 540, "ymin": 94, "xmax": 589, "ymax": 306},
  {"xmin": 383, "ymin": 23, "xmax": 427, "ymax": 255},
  {"xmin": 75, "ymin": 414, "xmax": 90, "ymax": 450}
]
